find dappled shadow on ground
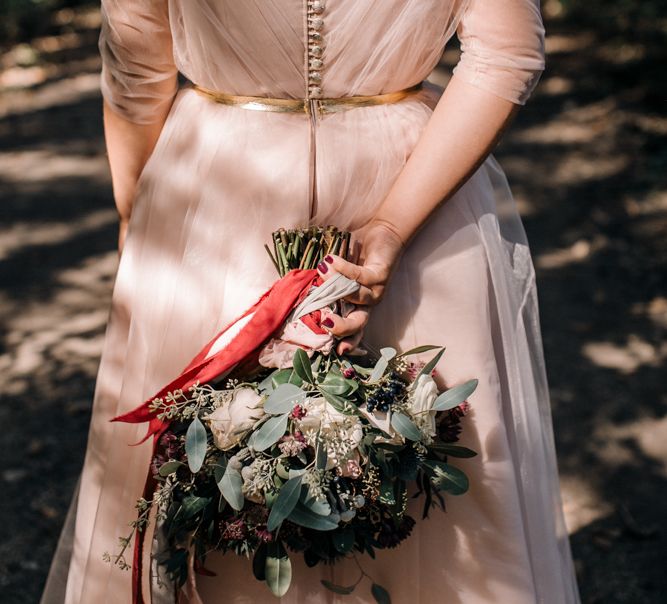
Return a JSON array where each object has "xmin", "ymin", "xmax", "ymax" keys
[
  {"xmin": 0, "ymin": 4, "xmax": 665, "ymax": 604},
  {"xmin": 493, "ymin": 6, "xmax": 666, "ymax": 601}
]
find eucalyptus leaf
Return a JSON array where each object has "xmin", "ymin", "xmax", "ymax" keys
[
  {"xmin": 252, "ymin": 413, "xmax": 289, "ymax": 451},
  {"xmin": 264, "ymin": 383, "xmax": 306, "ymax": 415},
  {"xmin": 220, "ymin": 464, "xmax": 244, "ymax": 510},
  {"xmin": 432, "ymin": 379, "xmax": 478, "ymax": 411},
  {"xmin": 267, "ymin": 475, "xmax": 303, "ymax": 531},
  {"xmin": 320, "ymin": 373, "xmax": 350, "ymax": 395},
  {"xmin": 315, "ymin": 441, "xmax": 328, "ymax": 471},
  {"xmin": 410, "ymin": 347, "xmax": 446, "ymax": 390},
  {"xmin": 270, "ymin": 369, "xmax": 292, "ymax": 388},
  {"xmin": 265, "ymin": 552, "xmax": 292, "ymax": 597},
  {"xmin": 213, "ymin": 458, "xmax": 228, "ymax": 492},
  {"xmin": 321, "ymin": 580, "xmax": 356, "ymax": 595},
  {"xmin": 301, "ymin": 492, "xmax": 331, "ymax": 516},
  {"xmin": 158, "ymin": 460, "xmax": 184, "ymax": 477},
  {"xmin": 368, "ymin": 356, "xmax": 388, "ymax": 383},
  {"xmin": 428, "ymin": 443, "xmax": 478, "ymax": 458},
  {"xmin": 184, "ymin": 416, "xmax": 207, "ymax": 473},
  {"xmin": 180, "ymin": 495, "xmax": 210, "ymax": 519},
  {"xmin": 379, "ymin": 477, "xmax": 396, "ymax": 506},
  {"xmin": 371, "ymin": 582, "xmax": 392, "ymax": 604},
  {"xmin": 352, "ymin": 364, "xmax": 372, "ymax": 377},
  {"xmin": 252, "ymin": 543, "xmax": 268, "ymax": 581},
  {"xmin": 380, "ymin": 347, "xmax": 397, "ymax": 360},
  {"xmin": 288, "ymin": 503, "xmax": 338, "ymax": 530},
  {"xmin": 258, "ymin": 371, "xmax": 275, "ymax": 394},
  {"xmin": 292, "ymin": 348, "xmax": 314, "ymax": 383},
  {"xmin": 397, "ymin": 344, "xmax": 441, "ymax": 358},
  {"xmin": 319, "ymin": 388, "xmax": 359, "ymax": 416},
  {"xmin": 390, "ymin": 412, "xmax": 423, "ymax": 441},
  {"xmin": 426, "ymin": 461, "xmax": 470, "ymax": 495},
  {"xmin": 287, "ymin": 370, "xmax": 304, "ymax": 387},
  {"xmin": 275, "ymin": 461, "xmax": 290, "ymax": 480}
]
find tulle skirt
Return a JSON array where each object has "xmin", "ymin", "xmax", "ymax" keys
[{"xmin": 41, "ymin": 83, "xmax": 580, "ymax": 603}]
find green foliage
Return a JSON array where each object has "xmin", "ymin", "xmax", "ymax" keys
[
  {"xmin": 184, "ymin": 417, "xmax": 207, "ymax": 473},
  {"xmin": 267, "ymin": 475, "xmax": 303, "ymax": 531},
  {"xmin": 292, "ymin": 348, "xmax": 314, "ymax": 383},
  {"xmin": 321, "ymin": 579, "xmax": 356, "ymax": 595},
  {"xmin": 390, "ymin": 411, "xmax": 422, "ymax": 441},
  {"xmin": 250, "ymin": 413, "xmax": 289, "ymax": 451},
  {"xmin": 263, "ymin": 383, "xmax": 305, "ymax": 414},
  {"xmin": 371, "ymin": 583, "xmax": 392, "ymax": 604},
  {"xmin": 265, "ymin": 543, "xmax": 292, "ymax": 597},
  {"xmin": 432, "ymin": 379, "xmax": 478, "ymax": 411},
  {"xmin": 218, "ymin": 464, "xmax": 244, "ymax": 511}
]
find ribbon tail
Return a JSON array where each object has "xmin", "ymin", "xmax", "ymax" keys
[{"xmin": 119, "ymin": 269, "xmax": 319, "ymax": 602}]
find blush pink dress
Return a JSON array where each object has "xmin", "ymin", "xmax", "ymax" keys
[{"xmin": 41, "ymin": 1, "xmax": 581, "ymax": 603}]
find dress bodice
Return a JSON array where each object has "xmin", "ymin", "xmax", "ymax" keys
[{"xmin": 99, "ymin": 0, "xmax": 545, "ymax": 124}]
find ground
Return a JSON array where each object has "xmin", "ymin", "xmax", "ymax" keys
[{"xmin": 0, "ymin": 4, "xmax": 665, "ymax": 603}]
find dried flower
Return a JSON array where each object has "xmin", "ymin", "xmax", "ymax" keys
[
  {"xmin": 278, "ymin": 435, "xmax": 307, "ymax": 456},
  {"xmin": 222, "ymin": 519, "xmax": 247, "ymax": 541},
  {"xmin": 289, "ymin": 404, "xmax": 307, "ymax": 420},
  {"xmin": 376, "ymin": 515, "xmax": 416, "ymax": 548}
]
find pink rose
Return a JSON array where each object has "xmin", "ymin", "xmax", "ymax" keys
[{"xmin": 258, "ymin": 313, "xmax": 335, "ymax": 369}]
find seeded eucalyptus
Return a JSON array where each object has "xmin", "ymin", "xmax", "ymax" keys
[{"xmin": 265, "ymin": 225, "xmax": 351, "ymax": 276}]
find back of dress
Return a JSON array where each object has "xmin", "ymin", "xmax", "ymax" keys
[{"xmin": 41, "ymin": 1, "xmax": 581, "ymax": 603}]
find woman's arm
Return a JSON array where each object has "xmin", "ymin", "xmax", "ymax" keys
[
  {"xmin": 319, "ymin": 77, "xmax": 519, "ymax": 352},
  {"xmin": 366, "ymin": 73, "xmax": 519, "ymax": 250},
  {"xmin": 104, "ymin": 101, "xmax": 172, "ymax": 252},
  {"xmin": 319, "ymin": 0, "xmax": 546, "ymax": 352},
  {"xmin": 98, "ymin": 0, "xmax": 179, "ymax": 253}
]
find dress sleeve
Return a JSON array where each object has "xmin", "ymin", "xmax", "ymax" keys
[
  {"xmin": 98, "ymin": 0, "xmax": 179, "ymax": 124},
  {"xmin": 452, "ymin": 0, "xmax": 546, "ymax": 105}
]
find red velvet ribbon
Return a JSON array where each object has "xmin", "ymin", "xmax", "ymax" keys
[{"xmin": 111, "ymin": 269, "xmax": 320, "ymax": 604}]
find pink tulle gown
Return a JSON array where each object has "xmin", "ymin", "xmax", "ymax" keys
[{"xmin": 40, "ymin": 1, "xmax": 581, "ymax": 603}]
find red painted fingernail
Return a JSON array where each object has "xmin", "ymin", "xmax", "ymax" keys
[
  {"xmin": 317, "ymin": 261, "xmax": 328, "ymax": 273},
  {"xmin": 322, "ymin": 318, "xmax": 334, "ymax": 328},
  {"xmin": 324, "ymin": 255, "xmax": 334, "ymax": 264}
]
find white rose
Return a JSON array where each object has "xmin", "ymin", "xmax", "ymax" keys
[
  {"xmin": 206, "ymin": 388, "xmax": 263, "ymax": 450},
  {"xmin": 298, "ymin": 397, "xmax": 363, "ymax": 468},
  {"xmin": 410, "ymin": 374, "xmax": 439, "ymax": 437}
]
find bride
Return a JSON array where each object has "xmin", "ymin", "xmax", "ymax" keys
[{"xmin": 41, "ymin": 0, "xmax": 581, "ymax": 602}]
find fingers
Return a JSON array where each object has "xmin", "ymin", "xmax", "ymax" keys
[
  {"xmin": 321, "ymin": 306, "xmax": 369, "ymax": 339},
  {"xmin": 316, "ymin": 254, "xmax": 386, "ymax": 306},
  {"xmin": 336, "ymin": 331, "xmax": 364, "ymax": 356},
  {"xmin": 317, "ymin": 254, "xmax": 381, "ymax": 286}
]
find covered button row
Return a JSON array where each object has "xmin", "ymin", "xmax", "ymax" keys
[{"xmin": 307, "ymin": 0, "xmax": 326, "ymax": 98}]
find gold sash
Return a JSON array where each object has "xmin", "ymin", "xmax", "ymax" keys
[{"xmin": 192, "ymin": 81, "xmax": 424, "ymax": 116}]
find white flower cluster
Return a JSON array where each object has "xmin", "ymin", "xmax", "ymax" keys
[{"xmin": 241, "ymin": 457, "xmax": 275, "ymax": 502}]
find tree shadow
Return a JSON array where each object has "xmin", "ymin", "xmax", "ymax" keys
[{"xmin": 0, "ymin": 5, "xmax": 665, "ymax": 604}]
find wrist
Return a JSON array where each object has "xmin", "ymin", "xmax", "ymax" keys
[{"xmin": 366, "ymin": 218, "xmax": 407, "ymax": 252}]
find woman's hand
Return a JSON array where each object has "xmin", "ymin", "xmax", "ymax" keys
[{"xmin": 316, "ymin": 220, "xmax": 405, "ymax": 355}]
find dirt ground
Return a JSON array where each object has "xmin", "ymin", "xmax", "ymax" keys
[{"xmin": 0, "ymin": 5, "xmax": 665, "ymax": 603}]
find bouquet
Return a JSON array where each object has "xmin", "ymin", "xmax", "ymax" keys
[{"xmin": 106, "ymin": 227, "xmax": 477, "ymax": 604}]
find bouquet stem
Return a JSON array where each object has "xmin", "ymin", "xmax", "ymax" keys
[{"xmin": 265, "ymin": 226, "xmax": 351, "ymax": 277}]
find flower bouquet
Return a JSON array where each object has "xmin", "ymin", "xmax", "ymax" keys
[{"xmin": 107, "ymin": 227, "xmax": 477, "ymax": 604}]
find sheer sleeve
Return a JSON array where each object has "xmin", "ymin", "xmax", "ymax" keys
[
  {"xmin": 99, "ymin": 0, "xmax": 179, "ymax": 124},
  {"xmin": 452, "ymin": 0, "xmax": 546, "ymax": 105}
]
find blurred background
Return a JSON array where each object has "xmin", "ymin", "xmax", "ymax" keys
[{"xmin": 0, "ymin": 1, "xmax": 665, "ymax": 602}]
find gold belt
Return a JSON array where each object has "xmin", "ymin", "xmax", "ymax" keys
[{"xmin": 192, "ymin": 81, "xmax": 424, "ymax": 117}]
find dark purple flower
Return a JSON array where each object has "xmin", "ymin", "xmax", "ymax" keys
[{"xmin": 222, "ymin": 519, "xmax": 247, "ymax": 541}]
